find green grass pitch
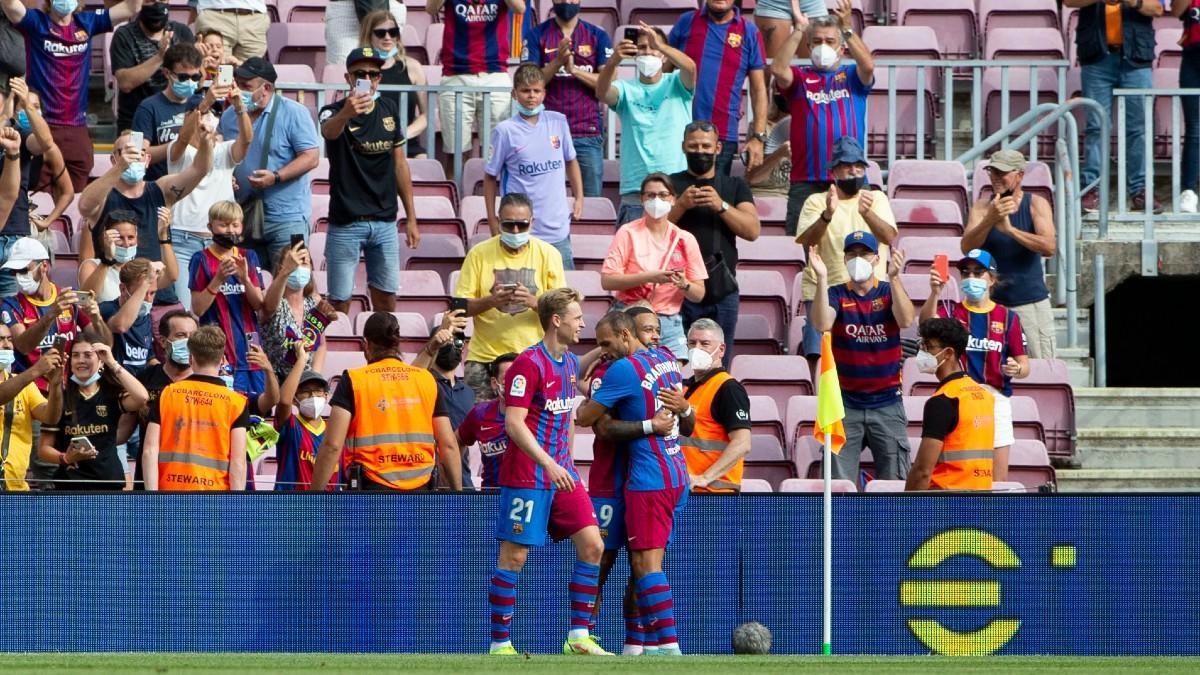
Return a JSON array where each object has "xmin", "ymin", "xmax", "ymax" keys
[{"xmin": 2, "ymin": 654, "xmax": 1199, "ymax": 674}]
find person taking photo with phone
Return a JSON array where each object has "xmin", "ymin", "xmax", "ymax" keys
[
  {"xmin": 260, "ymin": 239, "xmax": 330, "ymax": 382},
  {"xmin": 0, "ymin": 325, "xmax": 64, "ymax": 491},
  {"xmin": 413, "ymin": 307, "xmax": 475, "ymax": 485}
]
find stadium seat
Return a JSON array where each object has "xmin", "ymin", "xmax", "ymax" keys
[
  {"xmin": 896, "ymin": 0, "xmax": 977, "ymax": 60},
  {"xmin": 1157, "ymin": 28, "xmax": 1184, "ymax": 69},
  {"xmin": 749, "ymin": 396, "xmax": 786, "ymax": 448},
  {"xmin": 731, "ymin": 355, "xmax": 814, "ymax": 413},
  {"xmin": 993, "ymin": 481, "xmax": 1029, "ymax": 492},
  {"xmin": 537, "ymin": 0, "xmax": 619, "ymax": 34},
  {"xmin": 398, "ymin": 196, "xmax": 467, "ymax": 242},
  {"xmin": 734, "ymin": 314, "xmax": 784, "ymax": 356},
  {"xmin": 571, "ymin": 234, "xmax": 615, "ymax": 273},
  {"xmin": 401, "ymin": 235, "xmax": 468, "ymax": 287},
  {"xmin": 890, "ymin": 199, "xmax": 964, "ymax": 238},
  {"xmin": 984, "ymin": 28, "xmax": 1065, "ymax": 61},
  {"xmin": 268, "ymin": 23, "xmax": 327, "ymax": 81},
  {"xmin": 409, "ymin": 158, "xmax": 448, "ymax": 182},
  {"xmin": 824, "ymin": 0, "xmax": 866, "ymax": 34},
  {"xmin": 863, "ymin": 479, "xmax": 906, "ymax": 492},
  {"xmin": 735, "ymin": 270, "xmax": 790, "ymax": 344},
  {"xmin": 756, "ymin": 196, "xmax": 789, "ymax": 236},
  {"xmin": 573, "ymin": 434, "xmax": 595, "ymax": 463},
  {"xmin": 972, "ymin": 160, "xmax": 1055, "ymax": 208},
  {"xmin": 311, "ymin": 158, "xmax": 330, "ymax": 195},
  {"xmin": 274, "ymin": 64, "xmax": 319, "ymax": 120},
  {"xmin": 310, "ymin": 194, "xmax": 330, "ymax": 232},
  {"xmin": 463, "ymin": 158, "xmax": 487, "ymax": 197},
  {"xmin": 622, "ymin": 0, "xmax": 695, "ymax": 27},
  {"xmin": 308, "ymin": 232, "xmax": 327, "ymax": 269},
  {"xmin": 460, "ymin": 195, "xmax": 497, "ymax": 236},
  {"xmin": 867, "ymin": 66, "xmax": 937, "ymax": 159},
  {"xmin": 353, "ymin": 312, "xmax": 431, "ymax": 354},
  {"xmin": 568, "ymin": 197, "xmax": 619, "ymax": 234},
  {"xmin": 321, "ymin": 351, "xmax": 368, "ymax": 389},
  {"xmin": 396, "ymin": 269, "xmax": 450, "ymax": 317},
  {"xmin": 779, "ymin": 478, "xmax": 858, "ymax": 493},
  {"xmin": 1012, "ymin": 359, "xmax": 1075, "ymax": 457},
  {"xmin": 896, "ymin": 236, "xmax": 964, "ymax": 275},
  {"xmin": 737, "ymin": 236, "xmax": 806, "ymax": 290},
  {"xmin": 424, "ymin": 25, "xmax": 444, "ymax": 66},
  {"xmin": 277, "ymin": 0, "xmax": 325, "ymax": 22},
  {"xmin": 785, "ymin": 314, "xmax": 808, "ymax": 356},
  {"xmin": 403, "ymin": 24, "xmax": 429, "ymax": 65},
  {"xmin": 745, "ymin": 434, "xmax": 796, "ymax": 489},
  {"xmin": 863, "ymin": 26, "xmax": 943, "ymax": 99},
  {"xmin": 740, "ymin": 478, "xmax": 774, "ymax": 493},
  {"xmin": 50, "ymin": 258, "xmax": 80, "ymax": 290},
  {"xmin": 979, "ymin": 0, "xmax": 1060, "ymax": 35},
  {"xmin": 897, "ymin": 272, "xmax": 960, "ymax": 338},
  {"xmin": 887, "ymin": 160, "xmax": 970, "ymax": 217},
  {"xmin": 980, "ymin": 66, "xmax": 1064, "ymax": 157},
  {"xmin": 565, "ymin": 270, "xmax": 613, "ymax": 318}
]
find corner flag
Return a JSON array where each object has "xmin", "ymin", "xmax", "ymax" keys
[{"xmin": 813, "ymin": 332, "xmax": 846, "ymax": 455}]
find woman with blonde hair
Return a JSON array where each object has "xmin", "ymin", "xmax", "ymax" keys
[{"xmin": 359, "ymin": 10, "xmax": 430, "ymax": 158}]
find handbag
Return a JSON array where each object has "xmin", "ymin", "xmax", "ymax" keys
[
  {"xmin": 240, "ymin": 95, "xmax": 280, "ymax": 244},
  {"xmin": 701, "ymin": 218, "xmax": 739, "ymax": 304},
  {"xmin": 623, "ymin": 227, "xmax": 681, "ymax": 303}
]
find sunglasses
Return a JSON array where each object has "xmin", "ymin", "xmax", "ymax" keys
[
  {"xmin": 500, "ymin": 219, "xmax": 531, "ymax": 230},
  {"xmin": 373, "ymin": 27, "xmax": 400, "ymax": 38},
  {"xmin": 351, "ymin": 69, "xmax": 383, "ymax": 81},
  {"xmin": 173, "ymin": 72, "xmax": 204, "ymax": 82}
]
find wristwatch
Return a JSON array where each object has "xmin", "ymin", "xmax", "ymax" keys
[
  {"xmin": 842, "ymin": 28, "xmax": 854, "ymax": 41},
  {"xmin": 719, "ymin": 201, "xmax": 730, "ymax": 213},
  {"xmin": 751, "ymin": 132, "xmax": 768, "ymax": 144},
  {"xmin": 273, "ymin": 170, "xmax": 283, "ymax": 184}
]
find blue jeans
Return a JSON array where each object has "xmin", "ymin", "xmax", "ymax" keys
[
  {"xmin": 658, "ymin": 312, "xmax": 687, "ymax": 359},
  {"xmin": 254, "ymin": 217, "xmax": 311, "ymax": 271},
  {"xmin": 617, "ymin": 194, "xmax": 643, "ymax": 226},
  {"xmin": 682, "ymin": 291, "xmax": 740, "ymax": 369},
  {"xmin": 715, "ymin": 142, "xmax": 738, "ymax": 177},
  {"xmin": 0, "ymin": 234, "xmax": 24, "ymax": 298},
  {"xmin": 326, "ymin": 220, "xmax": 400, "ymax": 302},
  {"xmin": 1182, "ymin": 55, "xmax": 1200, "ymax": 190},
  {"xmin": 548, "ymin": 236, "xmax": 575, "ymax": 271},
  {"xmin": 1081, "ymin": 52, "xmax": 1152, "ymax": 195},
  {"xmin": 171, "ymin": 230, "xmax": 212, "ymax": 312},
  {"xmin": 573, "ymin": 135, "xmax": 604, "ymax": 198}
]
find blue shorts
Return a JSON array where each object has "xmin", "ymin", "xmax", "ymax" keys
[
  {"xmin": 591, "ymin": 496, "xmax": 627, "ymax": 551},
  {"xmin": 325, "ymin": 219, "xmax": 401, "ymax": 302},
  {"xmin": 495, "ymin": 483, "xmax": 597, "ymax": 546},
  {"xmin": 752, "ymin": 0, "xmax": 827, "ymax": 20}
]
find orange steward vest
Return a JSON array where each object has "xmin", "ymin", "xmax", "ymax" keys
[
  {"xmin": 344, "ymin": 357, "xmax": 439, "ymax": 491},
  {"xmin": 929, "ymin": 374, "xmax": 995, "ymax": 491},
  {"xmin": 157, "ymin": 376, "xmax": 247, "ymax": 491},
  {"xmin": 681, "ymin": 371, "xmax": 743, "ymax": 493}
]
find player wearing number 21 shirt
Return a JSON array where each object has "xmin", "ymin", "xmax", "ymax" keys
[{"xmin": 485, "ymin": 288, "xmax": 610, "ymax": 657}]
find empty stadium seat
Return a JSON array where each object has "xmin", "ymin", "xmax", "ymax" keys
[
  {"xmin": 867, "ymin": 66, "xmax": 938, "ymax": 158},
  {"xmin": 396, "ymin": 269, "xmax": 450, "ymax": 317},
  {"xmin": 737, "ymin": 236, "xmax": 806, "ymax": 290},
  {"xmin": 1012, "ymin": 359, "xmax": 1075, "ymax": 457},
  {"xmin": 735, "ymin": 269, "xmax": 790, "ymax": 343},
  {"xmin": 735, "ymin": 314, "xmax": 784, "ymax": 356},
  {"xmin": 571, "ymin": 234, "xmax": 615, "ymax": 273},
  {"xmin": 401, "ymin": 235, "xmax": 468, "ymax": 286},
  {"xmin": 749, "ymin": 395, "xmax": 785, "ymax": 448},
  {"xmin": 463, "ymin": 157, "xmax": 487, "ymax": 197},
  {"xmin": 321, "ymin": 351, "xmax": 368, "ymax": 389},
  {"xmin": 740, "ymin": 478, "xmax": 774, "ymax": 493},
  {"xmin": 891, "ymin": 199, "xmax": 965, "ymax": 238},
  {"xmin": 981, "ymin": 66, "xmax": 1064, "ymax": 156},
  {"xmin": 353, "ymin": 312, "xmax": 431, "ymax": 353},
  {"xmin": 993, "ymin": 481, "xmax": 1029, "ymax": 492},
  {"xmin": 745, "ymin": 434, "xmax": 796, "ymax": 489},
  {"xmin": 887, "ymin": 160, "xmax": 970, "ymax": 217},
  {"xmin": 268, "ymin": 23, "xmax": 326, "ymax": 80},
  {"xmin": 1157, "ymin": 28, "xmax": 1183, "ymax": 69},
  {"xmin": 779, "ymin": 478, "xmax": 857, "ymax": 493},
  {"xmin": 757, "ymin": 196, "xmax": 789, "ymax": 235},
  {"xmin": 403, "ymin": 24, "xmax": 429, "ymax": 64},
  {"xmin": 460, "ymin": 195, "xmax": 496, "ymax": 236},
  {"xmin": 863, "ymin": 479, "xmax": 905, "ymax": 492},
  {"xmin": 979, "ymin": 0, "xmax": 1060, "ymax": 35},
  {"xmin": 274, "ymin": 64, "xmax": 319, "ymax": 120},
  {"xmin": 425, "ymin": 25, "xmax": 444, "ymax": 66},
  {"xmin": 565, "ymin": 269, "xmax": 613, "ymax": 318},
  {"xmin": 277, "ymin": 0, "xmax": 325, "ymax": 22},
  {"xmin": 863, "ymin": 26, "xmax": 943, "ymax": 99},
  {"xmin": 984, "ymin": 28, "xmax": 1065, "ymax": 61},
  {"xmin": 896, "ymin": 0, "xmax": 977, "ymax": 60},
  {"xmin": 622, "ymin": 0, "xmax": 695, "ymax": 27},
  {"xmin": 731, "ymin": 355, "xmax": 815, "ymax": 413},
  {"xmin": 896, "ymin": 236, "xmax": 964, "ymax": 275}
]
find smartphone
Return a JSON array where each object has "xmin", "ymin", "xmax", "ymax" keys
[
  {"xmin": 499, "ymin": 283, "xmax": 519, "ymax": 291},
  {"xmin": 1000, "ymin": 189, "xmax": 1014, "ymax": 199},
  {"xmin": 217, "ymin": 64, "xmax": 234, "ymax": 87},
  {"xmin": 128, "ymin": 131, "xmax": 144, "ymax": 156},
  {"xmin": 70, "ymin": 436, "xmax": 95, "ymax": 452},
  {"xmin": 354, "ymin": 78, "xmax": 371, "ymax": 97},
  {"xmin": 52, "ymin": 334, "xmax": 68, "ymax": 354},
  {"xmin": 72, "ymin": 289, "xmax": 94, "ymax": 306},
  {"xmin": 450, "ymin": 297, "xmax": 469, "ymax": 314},
  {"xmin": 933, "ymin": 254, "xmax": 949, "ymax": 284},
  {"xmin": 290, "ymin": 233, "xmax": 306, "ymax": 249},
  {"xmin": 624, "ymin": 27, "xmax": 639, "ymax": 43},
  {"xmin": 246, "ymin": 332, "xmax": 261, "ymax": 349}
]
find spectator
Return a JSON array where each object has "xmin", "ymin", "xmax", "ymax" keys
[
  {"xmin": 428, "ymin": 0, "xmax": 524, "ymax": 174},
  {"xmin": 960, "ymin": 149, "xmax": 1057, "ymax": 359},
  {"xmin": 456, "ymin": 352, "xmax": 517, "ymax": 489},
  {"xmin": 526, "ymin": 0, "xmax": 613, "ymax": 197},
  {"xmin": 7, "ymin": 82, "xmax": 74, "ymax": 262},
  {"xmin": 259, "ymin": 240, "xmax": 330, "ymax": 383},
  {"xmin": 193, "ymin": 0, "xmax": 269, "ymax": 63},
  {"xmin": 906, "ymin": 317, "xmax": 996, "ymax": 492},
  {"xmin": 676, "ymin": 318, "xmax": 752, "ymax": 492},
  {"xmin": 143, "ymin": 325, "xmax": 251, "ymax": 491},
  {"xmin": 318, "ymin": 47, "xmax": 420, "ymax": 314},
  {"xmin": 808, "ymin": 233, "xmax": 915, "ymax": 482},
  {"xmin": 0, "ymin": 237, "xmax": 110, "ymax": 388},
  {"xmin": 769, "ymin": 4, "xmax": 873, "ymax": 236},
  {"xmin": 668, "ymin": 120, "xmax": 761, "ymax": 367},
  {"xmin": 131, "ymin": 43, "xmax": 206, "ymax": 181},
  {"xmin": 218, "ymin": 58, "xmax": 318, "ymax": 269},
  {"xmin": 455, "ymin": 192, "xmax": 566, "ymax": 401},
  {"xmin": 188, "ymin": 200, "xmax": 265, "ymax": 396},
  {"xmin": 1178, "ymin": 0, "xmax": 1200, "ymax": 212},
  {"xmin": 3, "ymin": 0, "xmax": 144, "ymax": 192},
  {"xmin": 359, "ymin": 11, "xmax": 428, "ymax": 159},
  {"xmin": 99, "ymin": 257, "xmax": 160, "ymax": 377},
  {"xmin": 921, "ymin": 248, "xmax": 1030, "ymax": 482},
  {"xmin": 38, "ymin": 330, "xmax": 149, "ymax": 491},
  {"xmin": 601, "ymin": 172, "xmax": 707, "ymax": 359},
  {"xmin": 795, "ymin": 136, "xmax": 896, "ymax": 360},
  {"xmin": 1070, "ymin": 0, "xmax": 1162, "ymax": 213},
  {"xmin": 412, "ymin": 309, "xmax": 475, "ymax": 484},
  {"xmin": 169, "ymin": 88, "xmax": 252, "ymax": 310},
  {"xmin": 0, "ymin": 329, "xmax": 63, "ymax": 491},
  {"xmin": 0, "ymin": 125, "xmax": 17, "ymax": 231},
  {"xmin": 595, "ymin": 26, "xmax": 695, "ymax": 225},
  {"xmin": 272, "ymin": 344, "xmax": 332, "ymax": 491},
  {"xmin": 198, "ymin": 28, "xmax": 241, "ymax": 78},
  {"xmin": 753, "ymin": 0, "xmax": 827, "ymax": 68},
  {"xmin": 111, "ymin": 0, "xmax": 194, "ymax": 132},
  {"xmin": 328, "ymin": 1, "xmax": 406, "ymax": 69},
  {"xmin": 746, "ymin": 94, "xmax": 791, "ymax": 199},
  {"xmin": 129, "ymin": 308, "xmax": 197, "ymax": 490},
  {"xmin": 0, "ymin": 79, "xmax": 54, "ymax": 297},
  {"xmin": 79, "ymin": 208, "xmax": 178, "ymax": 304},
  {"xmin": 484, "ymin": 62, "xmax": 584, "ymax": 268},
  {"xmin": 77, "ymin": 128, "xmax": 213, "ymax": 305},
  {"xmin": 311, "ymin": 312, "xmax": 463, "ymax": 492},
  {"xmin": 669, "ymin": 0, "xmax": 769, "ymax": 176}
]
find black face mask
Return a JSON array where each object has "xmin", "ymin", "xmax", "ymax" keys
[
  {"xmin": 139, "ymin": 3, "xmax": 170, "ymax": 31},
  {"xmin": 435, "ymin": 342, "xmax": 463, "ymax": 371},
  {"xmin": 552, "ymin": 2, "xmax": 580, "ymax": 21},
  {"xmin": 685, "ymin": 151, "xmax": 716, "ymax": 176},
  {"xmin": 212, "ymin": 233, "xmax": 242, "ymax": 249},
  {"xmin": 835, "ymin": 175, "xmax": 865, "ymax": 197},
  {"xmin": 708, "ymin": 4, "xmax": 733, "ymax": 19}
]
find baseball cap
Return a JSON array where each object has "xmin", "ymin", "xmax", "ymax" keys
[
  {"xmin": 297, "ymin": 370, "xmax": 329, "ymax": 390},
  {"xmin": 233, "ymin": 57, "xmax": 277, "ymax": 84},
  {"xmin": 958, "ymin": 248, "xmax": 997, "ymax": 272},
  {"xmin": 0, "ymin": 237, "xmax": 50, "ymax": 270},
  {"xmin": 985, "ymin": 148, "xmax": 1026, "ymax": 173},
  {"xmin": 345, "ymin": 46, "xmax": 386, "ymax": 69},
  {"xmin": 827, "ymin": 136, "xmax": 867, "ymax": 170},
  {"xmin": 843, "ymin": 230, "xmax": 879, "ymax": 253}
]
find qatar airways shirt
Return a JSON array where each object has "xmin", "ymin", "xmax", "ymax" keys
[{"xmin": 484, "ymin": 110, "xmax": 576, "ymax": 243}]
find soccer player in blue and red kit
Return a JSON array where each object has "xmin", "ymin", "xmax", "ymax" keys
[
  {"xmin": 458, "ymin": 353, "xmax": 518, "ymax": 489},
  {"xmin": 577, "ymin": 311, "xmax": 689, "ymax": 656},
  {"xmin": 487, "ymin": 288, "xmax": 610, "ymax": 656}
]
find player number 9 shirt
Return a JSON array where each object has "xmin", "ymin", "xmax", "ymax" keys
[{"xmin": 499, "ymin": 342, "xmax": 581, "ymax": 490}]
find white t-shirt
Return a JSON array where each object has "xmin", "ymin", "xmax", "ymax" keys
[
  {"xmin": 85, "ymin": 261, "xmax": 121, "ymax": 303},
  {"xmin": 167, "ymin": 139, "xmax": 238, "ymax": 234}
]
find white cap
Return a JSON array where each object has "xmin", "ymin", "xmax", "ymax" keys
[{"xmin": 0, "ymin": 237, "xmax": 50, "ymax": 270}]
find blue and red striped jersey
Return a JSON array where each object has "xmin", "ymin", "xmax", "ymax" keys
[
  {"xmin": 188, "ymin": 246, "xmax": 264, "ymax": 373},
  {"xmin": 273, "ymin": 413, "xmax": 331, "ymax": 491},
  {"xmin": 499, "ymin": 342, "xmax": 581, "ymax": 489},
  {"xmin": 458, "ymin": 398, "xmax": 509, "ymax": 489},
  {"xmin": 669, "ymin": 9, "xmax": 766, "ymax": 143},
  {"xmin": 781, "ymin": 64, "xmax": 871, "ymax": 182},
  {"xmin": 828, "ymin": 280, "xmax": 903, "ymax": 409},
  {"xmin": 526, "ymin": 19, "xmax": 612, "ymax": 137},
  {"xmin": 584, "ymin": 359, "xmax": 627, "ymax": 498},
  {"xmin": 590, "ymin": 348, "xmax": 688, "ymax": 492},
  {"xmin": 18, "ymin": 8, "xmax": 113, "ymax": 127},
  {"xmin": 938, "ymin": 300, "xmax": 1027, "ymax": 397},
  {"xmin": 439, "ymin": 0, "xmax": 512, "ymax": 76}
]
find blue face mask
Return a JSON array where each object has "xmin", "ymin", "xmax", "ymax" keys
[
  {"xmin": 0, "ymin": 349, "xmax": 14, "ymax": 371},
  {"xmin": 71, "ymin": 372, "xmax": 102, "ymax": 387},
  {"xmin": 287, "ymin": 266, "xmax": 311, "ymax": 289},
  {"xmin": 171, "ymin": 78, "xmax": 198, "ymax": 99},
  {"xmin": 378, "ymin": 46, "xmax": 398, "ymax": 60},
  {"xmin": 500, "ymin": 231, "xmax": 530, "ymax": 249},
  {"xmin": 51, "ymin": 0, "xmax": 76, "ymax": 17},
  {"xmin": 138, "ymin": 301, "xmax": 152, "ymax": 318},
  {"xmin": 169, "ymin": 338, "xmax": 190, "ymax": 365},
  {"xmin": 220, "ymin": 374, "xmax": 235, "ymax": 389},
  {"xmin": 114, "ymin": 244, "xmax": 137, "ymax": 263},
  {"xmin": 15, "ymin": 111, "xmax": 30, "ymax": 132},
  {"xmin": 517, "ymin": 103, "xmax": 544, "ymax": 117},
  {"xmin": 240, "ymin": 91, "xmax": 259, "ymax": 112},
  {"xmin": 960, "ymin": 277, "xmax": 989, "ymax": 302},
  {"xmin": 121, "ymin": 161, "xmax": 146, "ymax": 185}
]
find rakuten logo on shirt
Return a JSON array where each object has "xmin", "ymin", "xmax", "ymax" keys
[
  {"xmin": 44, "ymin": 40, "xmax": 88, "ymax": 56},
  {"xmin": 967, "ymin": 335, "xmax": 1004, "ymax": 352},
  {"xmin": 219, "ymin": 282, "xmax": 246, "ymax": 294},
  {"xmin": 517, "ymin": 159, "xmax": 563, "ymax": 177},
  {"xmin": 806, "ymin": 88, "xmax": 851, "ymax": 106}
]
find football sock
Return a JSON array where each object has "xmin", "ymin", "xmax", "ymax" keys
[{"xmin": 488, "ymin": 567, "xmax": 519, "ymax": 648}]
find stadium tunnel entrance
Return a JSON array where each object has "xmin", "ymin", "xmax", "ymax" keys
[{"xmin": 1101, "ymin": 274, "xmax": 1200, "ymax": 387}]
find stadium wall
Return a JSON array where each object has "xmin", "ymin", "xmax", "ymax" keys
[{"xmin": 1, "ymin": 494, "xmax": 1196, "ymax": 655}]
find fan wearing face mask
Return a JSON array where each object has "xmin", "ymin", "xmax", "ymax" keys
[
  {"xmin": 769, "ymin": 4, "xmax": 874, "ymax": 238},
  {"xmin": 259, "ymin": 240, "xmax": 331, "ymax": 383},
  {"xmin": 80, "ymin": 209, "xmax": 179, "ymax": 304},
  {"xmin": 809, "ymin": 232, "xmax": 915, "ymax": 483},
  {"xmin": 130, "ymin": 43, "xmax": 207, "ymax": 182},
  {"xmin": 905, "ymin": 318, "xmax": 996, "ymax": 492},
  {"xmin": 919, "ymin": 248, "xmax": 1029, "ymax": 482},
  {"xmin": 272, "ymin": 342, "xmax": 334, "ymax": 491},
  {"xmin": 110, "ymin": 1, "xmax": 195, "ymax": 133},
  {"xmin": 412, "ymin": 308, "xmax": 476, "ymax": 487},
  {"xmin": 795, "ymin": 136, "xmax": 896, "ymax": 364},
  {"xmin": 128, "ymin": 308, "xmax": 196, "ymax": 490},
  {"xmin": 595, "ymin": 24, "xmax": 697, "ymax": 225},
  {"xmin": 97, "ymin": 257, "xmax": 159, "ymax": 378}
]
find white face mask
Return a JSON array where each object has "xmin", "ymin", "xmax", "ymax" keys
[
  {"xmin": 811, "ymin": 44, "xmax": 840, "ymax": 71},
  {"xmin": 643, "ymin": 197, "xmax": 671, "ymax": 219},
  {"xmin": 298, "ymin": 396, "xmax": 326, "ymax": 419},
  {"xmin": 635, "ymin": 55, "xmax": 663, "ymax": 78},
  {"xmin": 846, "ymin": 256, "xmax": 873, "ymax": 283},
  {"xmin": 915, "ymin": 348, "xmax": 945, "ymax": 374},
  {"xmin": 689, "ymin": 346, "xmax": 716, "ymax": 372},
  {"xmin": 16, "ymin": 272, "xmax": 40, "ymax": 295}
]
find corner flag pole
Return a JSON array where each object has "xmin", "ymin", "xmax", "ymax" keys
[
  {"xmin": 823, "ymin": 430, "xmax": 832, "ymax": 656},
  {"xmin": 813, "ymin": 332, "xmax": 845, "ymax": 657}
]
